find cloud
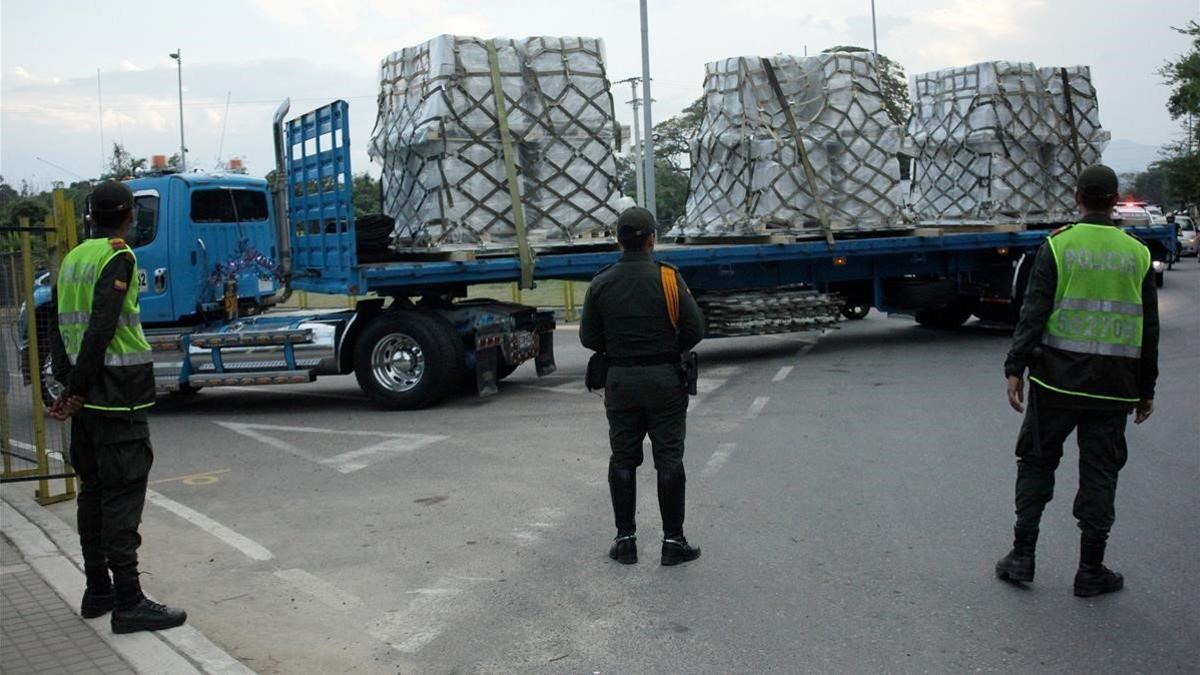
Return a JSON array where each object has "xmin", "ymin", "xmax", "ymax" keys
[{"xmin": 119, "ymin": 60, "xmax": 143, "ymax": 72}]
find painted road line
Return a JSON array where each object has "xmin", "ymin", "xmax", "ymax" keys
[
  {"xmin": 701, "ymin": 442, "xmax": 738, "ymax": 478},
  {"xmin": 369, "ymin": 583, "xmax": 463, "ymax": 654},
  {"xmin": 274, "ymin": 568, "xmax": 363, "ymax": 610},
  {"xmin": 215, "ymin": 421, "xmax": 447, "ymax": 473},
  {"xmin": 150, "ymin": 469, "xmax": 231, "ymax": 486},
  {"xmin": 321, "ymin": 434, "xmax": 446, "ymax": 474},
  {"xmin": 772, "ymin": 365, "xmax": 794, "ymax": 382},
  {"xmin": 145, "ymin": 489, "xmax": 274, "ymax": 561},
  {"xmin": 745, "ymin": 396, "xmax": 770, "ymax": 420}
]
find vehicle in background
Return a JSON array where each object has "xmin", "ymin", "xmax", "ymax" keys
[
  {"xmin": 1144, "ymin": 204, "xmax": 1168, "ymax": 225},
  {"xmin": 1174, "ymin": 214, "xmax": 1198, "ymax": 257},
  {"xmin": 1112, "ymin": 203, "xmax": 1153, "ymax": 226}
]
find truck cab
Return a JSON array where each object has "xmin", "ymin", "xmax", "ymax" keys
[{"xmin": 124, "ymin": 173, "xmax": 282, "ymax": 325}]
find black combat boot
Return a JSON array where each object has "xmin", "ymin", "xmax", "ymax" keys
[
  {"xmin": 1074, "ymin": 535, "xmax": 1123, "ymax": 597},
  {"xmin": 80, "ymin": 566, "xmax": 114, "ymax": 618},
  {"xmin": 111, "ymin": 571, "xmax": 188, "ymax": 634},
  {"xmin": 995, "ymin": 527, "xmax": 1038, "ymax": 583},
  {"xmin": 608, "ymin": 467, "xmax": 638, "ymax": 564},
  {"xmin": 657, "ymin": 469, "xmax": 700, "ymax": 566}
]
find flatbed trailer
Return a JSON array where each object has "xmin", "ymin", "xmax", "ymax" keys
[{"xmin": 21, "ymin": 99, "xmax": 1175, "ymax": 411}]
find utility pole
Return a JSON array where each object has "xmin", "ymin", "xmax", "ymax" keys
[
  {"xmin": 616, "ymin": 77, "xmax": 645, "ymax": 207},
  {"xmin": 639, "ymin": 0, "xmax": 656, "ymax": 219},
  {"xmin": 97, "ymin": 69, "xmax": 105, "ymax": 176},
  {"xmin": 169, "ymin": 49, "xmax": 187, "ymax": 172},
  {"xmin": 870, "ymin": 0, "xmax": 879, "ymax": 55}
]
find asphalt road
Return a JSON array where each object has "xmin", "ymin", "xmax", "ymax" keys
[{"xmin": 34, "ymin": 266, "xmax": 1200, "ymax": 673}]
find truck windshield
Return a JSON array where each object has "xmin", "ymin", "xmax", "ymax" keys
[{"xmin": 191, "ymin": 188, "xmax": 269, "ymax": 223}]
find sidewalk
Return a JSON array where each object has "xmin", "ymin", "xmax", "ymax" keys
[
  {"xmin": 0, "ymin": 490, "xmax": 253, "ymax": 674},
  {"xmin": 1, "ymin": 534, "xmax": 134, "ymax": 674}
]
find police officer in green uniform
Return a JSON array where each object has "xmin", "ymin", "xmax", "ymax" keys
[
  {"xmin": 49, "ymin": 181, "xmax": 187, "ymax": 633},
  {"xmin": 996, "ymin": 165, "xmax": 1159, "ymax": 597},
  {"xmin": 581, "ymin": 207, "xmax": 706, "ymax": 566}
]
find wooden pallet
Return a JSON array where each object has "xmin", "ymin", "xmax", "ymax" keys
[{"xmin": 913, "ymin": 223, "xmax": 1027, "ymax": 237}]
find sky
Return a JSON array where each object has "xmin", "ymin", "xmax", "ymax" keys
[{"xmin": 1, "ymin": 0, "xmax": 1195, "ymax": 190}]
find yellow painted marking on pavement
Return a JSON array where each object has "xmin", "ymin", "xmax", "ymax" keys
[{"xmin": 150, "ymin": 469, "xmax": 230, "ymax": 486}]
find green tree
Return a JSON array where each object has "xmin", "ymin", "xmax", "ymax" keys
[
  {"xmin": 351, "ymin": 172, "xmax": 381, "ymax": 215},
  {"xmin": 652, "ymin": 97, "xmax": 705, "ymax": 169},
  {"xmin": 1157, "ymin": 22, "xmax": 1200, "ymax": 207},
  {"xmin": 103, "ymin": 142, "xmax": 146, "ymax": 180}
]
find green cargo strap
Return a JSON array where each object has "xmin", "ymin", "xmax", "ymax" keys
[
  {"xmin": 761, "ymin": 57, "xmax": 834, "ymax": 247},
  {"xmin": 486, "ymin": 41, "xmax": 536, "ymax": 290}
]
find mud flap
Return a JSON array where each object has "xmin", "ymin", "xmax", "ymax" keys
[
  {"xmin": 475, "ymin": 347, "xmax": 500, "ymax": 397},
  {"xmin": 535, "ymin": 331, "xmax": 556, "ymax": 377}
]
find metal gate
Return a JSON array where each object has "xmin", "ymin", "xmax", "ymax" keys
[{"xmin": 1, "ymin": 191, "xmax": 79, "ymax": 505}]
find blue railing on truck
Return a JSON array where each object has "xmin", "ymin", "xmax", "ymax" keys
[{"xmin": 286, "ymin": 100, "xmax": 361, "ymax": 294}]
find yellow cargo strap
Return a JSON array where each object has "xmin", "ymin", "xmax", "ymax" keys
[
  {"xmin": 660, "ymin": 264, "xmax": 679, "ymax": 330},
  {"xmin": 486, "ymin": 41, "xmax": 535, "ymax": 290}
]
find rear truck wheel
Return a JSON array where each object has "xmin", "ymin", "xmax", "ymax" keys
[
  {"xmin": 914, "ymin": 300, "xmax": 975, "ymax": 329},
  {"xmin": 840, "ymin": 303, "xmax": 870, "ymax": 320},
  {"xmin": 354, "ymin": 311, "xmax": 464, "ymax": 410},
  {"xmin": 39, "ymin": 352, "xmax": 62, "ymax": 408}
]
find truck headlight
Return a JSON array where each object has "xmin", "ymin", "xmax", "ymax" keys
[{"xmin": 1152, "ymin": 260, "xmax": 1166, "ymax": 273}]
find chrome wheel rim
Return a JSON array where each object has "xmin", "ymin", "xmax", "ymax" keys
[{"xmin": 371, "ymin": 333, "xmax": 425, "ymax": 392}]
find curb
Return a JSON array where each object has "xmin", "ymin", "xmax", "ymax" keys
[{"xmin": 0, "ymin": 488, "xmax": 254, "ymax": 674}]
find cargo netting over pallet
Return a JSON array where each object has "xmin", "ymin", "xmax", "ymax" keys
[
  {"xmin": 368, "ymin": 35, "xmax": 623, "ymax": 249},
  {"xmin": 907, "ymin": 61, "xmax": 1109, "ymax": 225},
  {"xmin": 675, "ymin": 51, "xmax": 905, "ymax": 239}
]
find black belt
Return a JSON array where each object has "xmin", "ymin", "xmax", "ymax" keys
[{"xmin": 608, "ymin": 353, "xmax": 681, "ymax": 367}]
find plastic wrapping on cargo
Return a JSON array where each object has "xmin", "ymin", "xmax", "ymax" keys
[
  {"xmin": 907, "ymin": 61, "xmax": 1109, "ymax": 225},
  {"xmin": 675, "ymin": 52, "xmax": 904, "ymax": 238},
  {"xmin": 367, "ymin": 35, "xmax": 622, "ymax": 248}
]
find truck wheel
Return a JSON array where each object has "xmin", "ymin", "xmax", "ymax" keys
[
  {"xmin": 354, "ymin": 311, "xmax": 463, "ymax": 410},
  {"xmin": 840, "ymin": 303, "xmax": 870, "ymax": 320},
  {"xmin": 39, "ymin": 353, "xmax": 62, "ymax": 408},
  {"xmin": 1155, "ymin": 270, "xmax": 1165, "ymax": 288},
  {"xmin": 914, "ymin": 302, "xmax": 974, "ymax": 329}
]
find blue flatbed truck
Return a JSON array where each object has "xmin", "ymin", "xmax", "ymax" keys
[{"xmin": 23, "ymin": 100, "xmax": 1175, "ymax": 410}]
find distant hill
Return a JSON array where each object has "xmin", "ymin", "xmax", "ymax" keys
[{"xmin": 1103, "ymin": 139, "xmax": 1164, "ymax": 174}]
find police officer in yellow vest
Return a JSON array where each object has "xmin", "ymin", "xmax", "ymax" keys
[
  {"xmin": 996, "ymin": 165, "xmax": 1159, "ymax": 597},
  {"xmin": 49, "ymin": 181, "xmax": 187, "ymax": 633}
]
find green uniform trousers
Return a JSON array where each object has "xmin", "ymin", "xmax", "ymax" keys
[
  {"xmin": 69, "ymin": 413, "xmax": 153, "ymax": 575},
  {"xmin": 1013, "ymin": 392, "xmax": 1129, "ymax": 540},
  {"xmin": 604, "ymin": 364, "xmax": 689, "ymax": 473}
]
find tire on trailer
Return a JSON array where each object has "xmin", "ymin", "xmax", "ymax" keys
[
  {"xmin": 840, "ymin": 303, "xmax": 870, "ymax": 320},
  {"xmin": 354, "ymin": 311, "xmax": 464, "ymax": 410},
  {"xmin": 914, "ymin": 301, "xmax": 975, "ymax": 329}
]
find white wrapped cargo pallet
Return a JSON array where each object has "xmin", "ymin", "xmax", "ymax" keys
[
  {"xmin": 676, "ymin": 51, "xmax": 904, "ymax": 239},
  {"xmin": 368, "ymin": 35, "xmax": 622, "ymax": 248},
  {"xmin": 908, "ymin": 61, "xmax": 1109, "ymax": 225}
]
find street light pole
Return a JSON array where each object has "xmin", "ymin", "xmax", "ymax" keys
[
  {"xmin": 169, "ymin": 49, "xmax": 186, "ymax": 172},
  {"xmin": 870, "ymin": 0, "xmax": 879, "ymax": 55},
  {"xmin": 639, "ymin": 0, "xmax": 656, "ymax": 219}
]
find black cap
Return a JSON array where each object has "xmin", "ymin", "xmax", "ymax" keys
[
  {"xmin": 1076, "ymin": 164, "xmax": 1118, "ymax": 198},
  {"xmin": 616, "ymin": 206, "xmax": 656, "ymax": 244},
  {"xmin": 90, "ymin": 181, "xmax": 133, "ymax": 215}
]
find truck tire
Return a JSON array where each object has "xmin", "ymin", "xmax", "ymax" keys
[
  {"xmin": 1155, "ymin": 270, "xmax": 1165, "ymax": 288},
  {"xmin": 354, "ymin": 311, "xmax": 463, "ymax": 410},
  {"xmin": 840, "ymin": 303, "xmax": 870, "ymax": 320},
  {"xmin": 914, "ymin": 302, "xmax": 974, "ymax": 329}
]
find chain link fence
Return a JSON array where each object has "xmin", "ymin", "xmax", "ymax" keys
[{"xmin": 1, "ymin": 214, "xmax": 76, "ymax": 504}]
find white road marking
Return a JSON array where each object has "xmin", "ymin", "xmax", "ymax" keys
[
  {"xmin": 145, "ymin": 489, "xmax": 274, "ymax": 561},
  {"xmin": 214, "ymin": 421, "xmax": 446, "ymax": 473},
  {"xmin": 368, "ymin": 581, "xmax": 464, "ymax": 653},
  {"xmin": 701, "ymin": 442, "xmax": 738, "ymax": 478},
  {"xmin": 772, "ymin": 366, "xmax": 794, "ymax": 382},
  {"xmin": 274, "ymin": 568, "xmax": 362, "ymax": 610},
  {"xmin": 5, "ymin": 438, "xmax": 67, "ymax": 463},
  {"xmin": 745, "ymin": 396, "xmax": 770, "ymax": 420}
]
